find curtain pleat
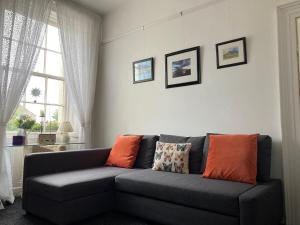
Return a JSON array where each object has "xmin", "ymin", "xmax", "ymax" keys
[{"xmin": 55, "ymin": 0, "xmax": 101, "ymax": 148}]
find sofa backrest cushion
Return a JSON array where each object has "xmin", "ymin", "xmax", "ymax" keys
[
  {"xmin": 201, "ymin": 134, "xmax": 272, "ymax": 181},
  {"xmin": 159, "ymin": 134, "xmax": 205, "ymax": 174},
  {"xmin": 256, "ymin": 135, "xmax": 272, "ymax": 181},
  {"xmin": 134, "ymin": 135, "xmax": 159, "ymax": 168}
]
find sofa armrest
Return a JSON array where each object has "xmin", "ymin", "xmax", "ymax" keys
[
  {"xmin": 23, "ymin": 148, "xmax": 111, "ymax": 179},
  {"xmin": 239, "ymin": 179, "xmax": 283, "ymax": 225}
]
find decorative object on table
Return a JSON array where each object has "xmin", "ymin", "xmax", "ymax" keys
[
  {"xmin": 133, "ymin": 57, "xmax": 154, "ymax": 84},
  {"xmin": 13, "ymin": 114, "xmax": 36, "ymax": 145},
  {"xmin": 38, "ymin": 134, "xmax": 56, "ymax": 145},
  {"xmin": 165, "ymin": 46, "xmax": 201, "ymax": 88},
  {"xmin": 12, "ymin": 136, "xmax": 26, "ymax": 146},
  {"xmin": 216, "ymin": 37, "xmax": 247, "ymax": 69},
  {"xmin": 31, "ymin": 87, "xmax": 41, "ymax": 103},
  {"xmin": 58, "ymin": 121, "xmax": 73, "ymax": 143}
]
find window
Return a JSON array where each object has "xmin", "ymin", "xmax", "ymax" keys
[{"xmin": 6, "ymin": 15, "xmax": 64, "ymax": 141}]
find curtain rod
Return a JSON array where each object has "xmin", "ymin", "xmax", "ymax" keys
[{"xmin": 102, "ymin": 0, "xmax": 227, "ymax": 45}]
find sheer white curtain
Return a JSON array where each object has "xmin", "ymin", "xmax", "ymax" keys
[
  {"xmin": 56, "ymin": 0, "xmax": 101, "ymax": 148},
  {"xmin": 0, "ymin": 0, "xmax": 52, "ymax": 209}
]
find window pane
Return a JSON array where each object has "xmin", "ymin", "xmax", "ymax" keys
[
  {"xmin": 33, "ymin": 50, "xmax": 44, "ymax": 73},
  {"xmin": 22, "ymin": 103, "xmax": 44, "ymax": 133},
  {"xmin": 45, "ymin": 106, "xmax": 63, "ymax": 132},
  {"xmin": 6, "ymin": 106, "xmax": 26, "ymax": 132},
  {"xmin": 47, "ymin": 79, "xmax": 64, "ymax": 105},
  {"xmin": 6, "ymin": 104, "xmax": 43, "ymax": 144},
  {"xmin": 7, "ymin": 105, "xmax": 42, "ymax": 130},
  {"xmin": 45, "ymin": 51, "xmax": 63, "ymax": 76},
  {"xmin": 47, "ymin": 25, "xmax": 60, "ymax": 52},
  {"xmin": 22, "ymin": 103, "xmax": 44, "ymax": 121},
  {"xmin": 25, "ymin": 76, "xmax": 45, "ymax": 103}
]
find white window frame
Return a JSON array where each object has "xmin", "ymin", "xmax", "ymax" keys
[{"xmin": 10, "ymin": 11, "xmax": 65, "ymax": 133}]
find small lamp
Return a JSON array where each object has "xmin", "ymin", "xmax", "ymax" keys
[{"xmin": 58, "ymin": 121, "xmax": 73, "ymax": 143}]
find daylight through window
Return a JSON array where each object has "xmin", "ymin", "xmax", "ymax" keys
[{"xmin": 6, "ymin": 18, "xmax": 64, "ymax": 141}]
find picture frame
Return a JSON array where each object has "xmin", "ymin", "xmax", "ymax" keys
[
  {"xmin": 38, "ymin": 134, "xmax": 56, "ymax": 145},
  {"xmin": 165, "ymin": 46, "xmax": 201, "ymax": 89},
  {"xmin": 216, "ymin": 37, "xmax": 247, "ymax": 69},
  {"xmin": 133, "ymin": 57, "xmax": 154, "ymax": 84}
]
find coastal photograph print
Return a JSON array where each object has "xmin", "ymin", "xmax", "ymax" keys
[{"xmin": 165, "ymin": 46, "xmax": 200, "ymax": 88}]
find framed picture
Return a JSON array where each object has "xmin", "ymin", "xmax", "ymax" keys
[
  {"xmin": 165, "ymin": 46, "xmax": 201, "ymax": 89},
  {"xmin": 216, "ymin": 37, "xmax": 247, "ymax": 69},
  {"xmin": 133, "ymin": 57, "xmax": 154, "ymax": 84}
]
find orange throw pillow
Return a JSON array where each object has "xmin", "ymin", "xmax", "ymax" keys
[
  {"xmin": 203, "ymin": 134, "xmax": 258, "ymax": 184},
  {"xmin": 106, "ymin": 135, "xmax": 143, "ymax": 168}
]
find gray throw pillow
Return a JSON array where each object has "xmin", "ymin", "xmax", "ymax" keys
[
  {"xmin": 159, "ymin": 134, "xmax": 205, "ymax": 174},
  {"xmin": 200, "ymin": 133, "xmax": 216, "ymax": 174},
  {"xmin": 134, "ymin": 135, "xmax": 159, "ymax": 169}
]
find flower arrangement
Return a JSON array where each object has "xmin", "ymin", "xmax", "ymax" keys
[{"xmin": 15, "ymin": 114, "xmax": 36, "ymax": 131}]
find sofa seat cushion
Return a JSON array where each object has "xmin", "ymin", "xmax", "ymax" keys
[
  {"xmin": 26, "ymin": 166, "xmax": 136, "ymax": 202},
  {"xmin": 115, "ymin": 169, "xmax": 254, "ymax": 216}
]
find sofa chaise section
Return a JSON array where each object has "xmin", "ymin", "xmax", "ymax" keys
[
  {"xmin": 26, "ymin": 167, "xmax": 136, "ymax": 202},
  {"xmin": 22, "ymin": 135, "xmax": 159, "ymax": 225},
  {"xmin": 22, "ymin": 148, "xmax": 136, "ymax": 225}
]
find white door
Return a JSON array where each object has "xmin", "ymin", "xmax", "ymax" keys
[{"xmin": 278, "ymin": 2, "xmax": 300, "ymax": 225}]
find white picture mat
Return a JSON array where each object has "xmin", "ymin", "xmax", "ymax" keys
[
  {"xmin": 218, "ymin": 40, "xmax": 245, "ymax": 65},
  {"xmin": 167, "ymin": 51, "xmax": 198, "ymax": 85}
]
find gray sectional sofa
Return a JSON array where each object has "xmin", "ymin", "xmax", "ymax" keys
[{"xmin": 22, "ymin": 134, "xmax": 283, "ymax": 225}]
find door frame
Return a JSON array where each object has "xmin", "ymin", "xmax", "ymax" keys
[{"xmin": 277, "ymin": 2, "xmax": 300, "ymax": 225}]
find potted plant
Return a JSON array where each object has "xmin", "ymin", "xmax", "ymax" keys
[{"xmin": 14, "ymin": 114, "xmax": 36, "ymax": 145}]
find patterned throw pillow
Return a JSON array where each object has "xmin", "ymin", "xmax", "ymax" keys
[{"xmin": 152, "ymin": 141, "xmax": 192, "ymax": 174}]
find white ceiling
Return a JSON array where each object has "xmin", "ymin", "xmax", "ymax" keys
[{"xmin": 73, "ymin": 0, "xmax": 127, "ymax": 15}]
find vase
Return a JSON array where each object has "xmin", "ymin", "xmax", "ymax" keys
[
  {"xmin": 61, "ymin": 132, "xmax": 70, "ymax": 143},
  {"xmin": 17, "ymin": 128, "xmax": 28, "ymax": 145}
]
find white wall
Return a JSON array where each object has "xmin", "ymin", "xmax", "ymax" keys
[{"xmin": 94, "ymin": 0, "xmax": 285, "ymax": 178}]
